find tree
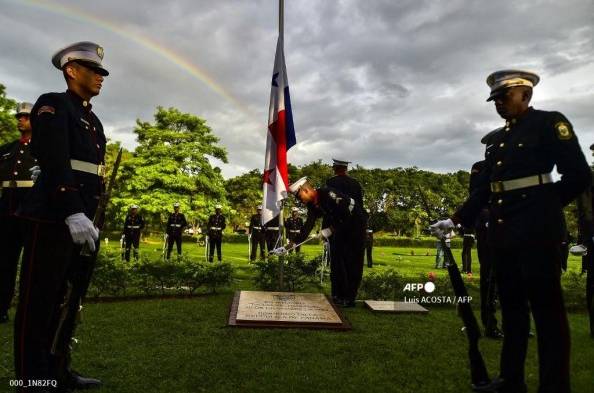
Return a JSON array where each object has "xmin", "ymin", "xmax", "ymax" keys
[
  {"xmin": 294, "ymin": 160, "xmax": 333, "ymax": 188},
  {"xmin": 0, "ymin": 84, "xmax": 17, "ymax": 145},
  {"xmin": 225, "ymin": 169, "xmax": 263, "ymax": 230},
  {"xmin": 111, "ymin": 107, "xmax": 228, "ymax": 231}
]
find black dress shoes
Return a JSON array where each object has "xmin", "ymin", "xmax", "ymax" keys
[{"xmin": 67, "ymin": 370, "xmax": 102, "ymax": 390}]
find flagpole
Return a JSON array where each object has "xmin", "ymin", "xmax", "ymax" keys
[
  {"xmin": 279, "ymin": 0, "xmax": 284, "ymax": 37},
  {"xmin": 278, "ymin": 0, "xmax": 285, "ymax": 291}
]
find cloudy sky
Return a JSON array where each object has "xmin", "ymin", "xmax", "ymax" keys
[{"xmin": 1, "ymin": 0, "xmax": 593, "ymax": 178}]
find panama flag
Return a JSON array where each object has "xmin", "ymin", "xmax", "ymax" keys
[{"xmin": 262, "ymin": 35, "xmax": 296, "ymax": 225}]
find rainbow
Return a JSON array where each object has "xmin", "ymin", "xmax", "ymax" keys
[{"xmin": 14, "ymin": 0, "xmax": 255, "ymax": 118}]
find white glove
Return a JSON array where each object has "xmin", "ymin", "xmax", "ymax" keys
[
  {"xmin": 318, "ymin": 228, "xmax": 333, "ymax": 240},
  {"xmin": 569, "ymin": 244, "xmax": 588, "ymax": 256},
  {"xmin": 29, "ymin": 165, "xmax": 41, "ymax": 182},
  {"xmin": 270, "ymin": 246, "xmax": 288, "ymax": 256},
  {"xmin": 65, "ymin": 213, "xmax": 99, "ymax": 252},
  {"xmin": 429, "ymin": 219, "xmax": 455, "ymax": 239}
]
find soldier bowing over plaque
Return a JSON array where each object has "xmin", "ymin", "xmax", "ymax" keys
[{"xmin": 289, "ymin": 177, "xmax": 365, "ymax": 307}]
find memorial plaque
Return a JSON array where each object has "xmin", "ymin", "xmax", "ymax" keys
[
  {"xmin": 228, "ymin": 291, "xmax": 350, "ymax": 329},
  {"xmin": 364, "ymin": 300, "xmax": 429, "ymax": 313}
]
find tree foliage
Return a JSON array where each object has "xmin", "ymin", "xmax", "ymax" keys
[
  {"xmin": 225, "ymin": 161, "xmax": 472, "ymax": 236},
  {"xmin": 108, "ymin": 107, "xmax": 228, "ymax": 231},
  {"xmin": 224, "ymin": 169, "xmax": 263, "ymax": 230},
  {"xmin": 0, "ymin": 84, "xmax": 18, "ymax": 145}
]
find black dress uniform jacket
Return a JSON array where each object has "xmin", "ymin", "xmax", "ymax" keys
[
  {"xmin": 19, "ymin": 90, "xmax": 106, "ymax": 222},
  {"xmin": 285, "ymin": 216, "xmax": 304, "ymax": 241},
  {"xmin": 299, "ymin": 187, "xmax": 365, "ymax": 242},
  {"xmin": 123, "ymin": 214, "xmax": 145, "ymax": 238},
  {"xmin": 166, "ymin": 213, "xmax": 187, "ymax": 236},
  {"xmin": 207, "ymin": 214, "xmax": 226, "ymax": 239},
  {"xmin": 249, "ymin": 214, "xmax": 264, "ymax": 239},
  {"xmin": 325, "ymin": 175, "xmax": 364, "ymax": 207},
  {"xmin": 0, "ymin": 138, "xmax": 37, "ymax": 215},
  {"xmin": 455, "ymin": 108, "xmax": 591, "ymax": 247}
]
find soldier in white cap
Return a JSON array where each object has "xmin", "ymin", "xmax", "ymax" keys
[
  {"xmin": 430, "ymin": 69, "xmax": 590, "ymax": 393},
  {"xmin": 15, "ymin": 42, "xmax": 109, "ymax": 391},
  {"xmin": 166, "ymin": 202, "xmax": 187, "ymax": 259},
  {"xmin": 289, "ymin": 177, "xmax": 365, "ymax": 307},
  {"xmin": 122, "ymin": 204, "xmax": 145, "ymax": 262},
  {"xmin": 0, "ymin": 102, "xmax": 36, "ymax": 324},
  {"xmin": 207, "ymin": 204, "xmax": 226, "ymax": 262},
  {"xmin": 248, "ymin": 205, "xmax": 266, "ymax": 261},
  {"xmin": 285, "ymin": 206, "xmax": 304, "ymax": 253},
  {"xmin": 264, "ymin": 214, "xmax": 281, "ymax": 253}
]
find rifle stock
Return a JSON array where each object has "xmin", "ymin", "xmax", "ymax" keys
[
  {"xmin": 417, "ymin": 185, "xmax": 490, "ymax": 388},
  {"xmin": 441, "ymin": 240, "xmax": 490, "ymax": 388},
  {"xmin": 81, "ymin": 148, "xmax": 123, "ymax": 256}
]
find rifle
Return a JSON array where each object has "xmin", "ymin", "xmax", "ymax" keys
[
  {"xmin": 248, "ymin": 233, "xmax": 252, "ymax": 262},
  {"xmin": 269, "ymin": 234, "xmax": 320, "ymax": 256},
  {"xmin": 576, "ymin": 186, "xmax": 594, "ymax": 337},
  {"xmin": 120, "ymin": 234, "xmax": 125, "ymax": 261},
  {"xmin": 417, "ymin": 185, "xmax": 490, "ymax": 389},
  {"xmin": 162, "ymin": 233, "xmax": 169, "ymax": 260},
  {"xmin": 81, "ymin": 148, "xmax": 123, "ymax": 256},
  {"xmin": 52, "ymin": 149, "xmax": 123, "ymax": 354},
  {"xmin": 320, "ymin": 240, "xmax": 330, "ymax": 284}
]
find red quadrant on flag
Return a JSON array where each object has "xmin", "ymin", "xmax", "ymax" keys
[{"xmin": 262, "ymin": 35, "xmax": 296, "ymax": 225}]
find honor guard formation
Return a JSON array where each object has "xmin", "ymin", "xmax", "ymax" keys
[{"xmin": 0, "ymin": 35, "xmax": 592, "ymax": 393}]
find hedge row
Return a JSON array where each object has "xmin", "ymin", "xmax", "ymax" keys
[{"xmin": 88, "ymin": 249, "xmax": 234, "ymax": 299}]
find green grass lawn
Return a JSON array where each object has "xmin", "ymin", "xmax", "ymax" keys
[{"xmin": 1, "ymin": 240, "xmax": 592, "ymax": 393}]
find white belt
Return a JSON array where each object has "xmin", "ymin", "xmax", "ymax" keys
[
  {"xmin": 289, "ymin": 230, "xmax": 300, "ymax": 233},
  {"xmin": 210, "ymin": 227, "xmax": 221, "ymax": 230},
  {"xmin": 170, "ymin": 224, "xmax": 182, "ymax": 227},
  {"xmin": 490, "ymin": 173, "xmax": 552, "ymax": 193},
  {"xmin": 252, "ymin": 226, "xmax": 262, "ymax": 230},
  {"xmin": 267, "ymin": 227, "xmax": 279, "ymax": 230},
  {"xmin": 127, "ymin": 225, "xmax": 140, "ymax": 229},
  {"xmin": 70, "ymin": 159, "xmax": 106, "ymax": 177},
  {"xmin": 1, "ymin": 180, "xmax": 34, "ymax": 188}
]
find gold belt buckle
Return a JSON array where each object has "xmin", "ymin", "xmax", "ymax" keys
[
  {"xmin": 491, "ymin": 181, "xmax": 504, "ymax": 193},
  {"xmin": 97, "ymin": 164, "xmax": 106, "ymax": 177}
]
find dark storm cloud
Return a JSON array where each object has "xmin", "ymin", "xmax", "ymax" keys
[{"xmin": 1, "ymin": 0, "xmax": 593, "ymax": 177}]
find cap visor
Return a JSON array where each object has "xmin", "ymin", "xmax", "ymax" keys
[
  {"xmin": 486, "ymin": 90, "xmax": 504, "ymax": 101},
  {"xmin": 75, "ymin": 60, "xmax": 109, "ymax": 76}
]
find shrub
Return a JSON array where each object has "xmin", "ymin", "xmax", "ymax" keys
[
  {"xmin": 87, "ymin": 250, "xmax": 234, "ymax": 298},
  {"xmin": 90, "ymin": 249, "xmax": 131, "ymax": 297},
  {"xmin": 252, "ymin": 253, "xmax": 324, "ymax": 292},
  {"xmin": 358, "ymin": 269, "xmax": 404, "ymax": 300},
  {"xmin": 203, "ymin": 262, "xmax": 235, "ymax": 294}
]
